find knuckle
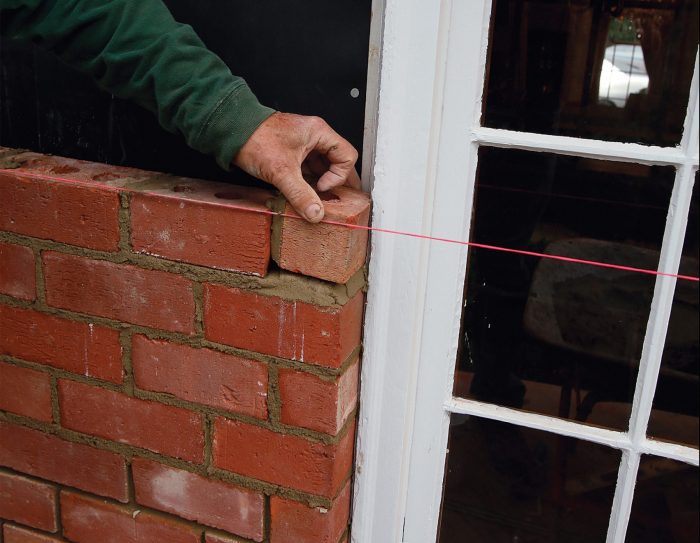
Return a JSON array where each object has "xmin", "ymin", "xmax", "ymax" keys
[{"xmin": 308, "ymin": 116, "xmax": 327, "ymax": 131}]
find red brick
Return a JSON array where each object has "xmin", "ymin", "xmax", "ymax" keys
[
  {"xmin": 0, "ymin": 472, "xmax": 57, "ymax": 532},
  {"xmin": 0, "ymin": 169, "xmax": 120, "ymax": 251},
  {"xmin": 0, "ymin": 305, "xmax": 122, "ymax": 383},
  {"xmin": 61, "ymin": 491, "xmax": 199, "ymax": 543},
  {"xmin": 43, "ymin": 252, "xmax": 195, "ymax": 334},
  {"xmin": 279, "ymin": 359, "xmax": 359, "ymax": 435},
  {"xmin": 212, "ymin": 419, "xmax": 355, "ymax": 498},
  {"xmin": 204, "ymin": 286, "xmax": 363, "ymax": 368},
  {"xmin": 272, "ymin": 186, "xmax": 370, "ymax": 283},
  {"xmin": 130, "ymin": 186, "xmax": 273, "ymax": 276},
  {"xmin": 132, "ymin": 335, "xmax": 268, "ymax": 418},
  {"xmin": 0, "ymin": 362, "xmax": 52, "ymax": 422},
  {"xmin": 3, "ymin": 525, "xmax": 64, "ymax": 543},
  {"xmin": 58, "ymin": 380, "xmax": 204, "ymax": 462},
  {"xmin": 271, "ymin": 481, "xmax": 351, "ymax": 543},
  {"xmin": 0, "ymin": 421, "xmax": 128, "ymax": 501},
  {"xmin": 0, "ymin": 152, "xmax": 150, "ymax": 187},
  {"xmin": 132, "ymin": 458, "xmax": 264, "ymax": 541},
  {"xmin": 0, "ymin": 243, "xmax": 35, "ymax": 300}
]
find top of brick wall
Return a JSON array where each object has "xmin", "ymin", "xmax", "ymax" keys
[{"xmin": 0, "ymin": 148, "xmax": 370, "ymax": 284}]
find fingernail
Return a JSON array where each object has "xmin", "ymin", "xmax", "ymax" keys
[{"xmin": 305, "ymin": 203, "xmax": 323, "ymax": 221}]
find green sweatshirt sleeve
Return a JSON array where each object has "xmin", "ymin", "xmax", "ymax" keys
[{"xmin": 0, "ymin": 0, "xmax": 275, "ymax": 169}]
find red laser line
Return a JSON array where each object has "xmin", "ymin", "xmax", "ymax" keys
[{"xmin": 5, "ymin": 168, "xmax": 699, "ymax": 283}]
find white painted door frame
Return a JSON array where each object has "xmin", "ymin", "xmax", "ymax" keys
[
  {"xmin": 354, "ymin": 0, "xmax": 700, "ymax": 541},
  {"xmin": 353, "ymin": 1, "xmax": 492, "ymax": 541}
]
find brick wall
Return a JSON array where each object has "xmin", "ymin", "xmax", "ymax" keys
[{"xmin": 0, "ymin": 148, "xmax": 369, "ymax": 543}]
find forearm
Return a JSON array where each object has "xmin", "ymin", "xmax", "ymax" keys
[{"xmin": 0, "ymin": 0, "xmax": 274, "ymax": 167}]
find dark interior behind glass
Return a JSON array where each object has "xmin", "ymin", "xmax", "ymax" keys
[{"xmin": 483, "ymin": 0, "xmax": 699, "ymax": 146}]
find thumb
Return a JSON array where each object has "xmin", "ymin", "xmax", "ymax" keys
[{"xmin": 273, "ymin": 168, "xmax": 325, "ymax": 223}]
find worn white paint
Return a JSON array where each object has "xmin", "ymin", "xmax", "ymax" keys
[
  {"xmin": 360, "ymin": 0, "xmax": 385, "ymax": 192},
  {"xmin": 351, "ymin": 0, "xmax": 455, "ymax": 539},
  {"xmin": 355, "ymin": 0, "xmax": 700, "ymax": 538}
]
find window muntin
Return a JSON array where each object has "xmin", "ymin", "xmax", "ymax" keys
[{"xmin": 649, "ymin": 175, "xmax": 699, "ymax": 447}]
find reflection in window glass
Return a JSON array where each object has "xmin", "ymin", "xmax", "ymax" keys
[
  {"xmin": 438, "ymin": 417, "xmax": 618, "ymax": 542},
  {"xmin": 649, "ymin": 175, "xmax": 699, "ymax": 448},
  {"xmin": 482, "ymin": 0, "xmax": 698, "ymax": 146},
  {"xmin": 454, "ymin": 148, "xmax": 675, "ymax": 430},
  {"xmin": 625, "ymin": 456, "xmax": 698, "ymax": 542}
]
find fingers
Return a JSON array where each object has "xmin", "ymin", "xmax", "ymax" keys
[
  {"xmin": 272, "ymin": 168, "xmax": 325, "ymax": 223},
  {"xmin": 313, "ymin": 123, "xmax": 360, "ymax": 192},
  {"xmin": 345, "ymin": 167, "xmax": 362, "ymax": 190}
]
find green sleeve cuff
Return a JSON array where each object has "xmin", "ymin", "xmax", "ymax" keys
[{"xmin": 193, "ymin": 82, "xmax": 276, "ymax": 171}]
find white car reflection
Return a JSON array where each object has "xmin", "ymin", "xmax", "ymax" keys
[{"xmin": 598, "ymin": 43, "xmax": 649, "ymax": 107}]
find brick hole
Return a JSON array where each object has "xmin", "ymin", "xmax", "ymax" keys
[
  {"xmin": 173, "ymin": 184, "xmax": 196, "ymax": 193},
  {"xmin": 50, "ymin": 165, "xmax": 80, "ymax": 174},
  {"xmin": 92, "ymin": 172, "xmax": 121, "ymax": 182},
  {"xmin": 214, "ymin": 189, "xmax": 247, "ymax": 201},
  {"xmin": 319, "ymin": 191, "xmax": 340, "ymax": 202}
]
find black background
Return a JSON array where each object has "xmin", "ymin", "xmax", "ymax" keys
[{"xmin": 0, "ymin": 0, "xmax": 371, "ymax": 185}]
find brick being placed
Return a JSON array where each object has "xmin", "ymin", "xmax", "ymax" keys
[{"xmin": 271, "ymin": 185, "xmax": 371, "ymax": 284}]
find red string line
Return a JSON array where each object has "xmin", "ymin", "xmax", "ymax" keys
[{"xmin": 5, "ymin": 168, "xmax": 700, "ymax": 283}]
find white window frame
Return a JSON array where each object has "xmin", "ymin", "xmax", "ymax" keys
[{"xmin": 353, "ymin": 1, "xmax": 700, "ymax": 542}]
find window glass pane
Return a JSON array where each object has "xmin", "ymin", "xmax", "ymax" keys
[
  {"xmin": 454, "ymin": 147, "xmax": 675, "ymax": 430},
  {"xmin": 625, "ymin": 456, "xmax": 698, "ymax": 542},
  {"xmin": 438, "ymin": 416, "xmax": 619, "ymax": 542},
  {"xmin": 482, "ymin": 0, "xmax": 698, "ymax": 146},
  {"xmin": 649, "ymin": 173, "xmax": 699, "ymax": 447}
]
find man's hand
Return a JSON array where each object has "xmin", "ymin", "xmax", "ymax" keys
[{"xmin": 233, "ymin": 112, "xmax": 361, "ymax": 223}]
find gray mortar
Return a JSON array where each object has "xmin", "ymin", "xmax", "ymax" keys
[
  {"xmin": 49, "ymin": 374, "xmax": 61, "ymax": 426},
  {"xmin": 0, "ymin": 147, "xmax": 28, "ymax": 166},
  {"xmin": 203, "ymin": 414, "xmax": 214, "ymax": 470},
  {"xmin": 266, "ymin": 365, "xmax": 282, "ymax": 426},
  {"xmin": 118, "ymin": 192, "xmax": 132, "ymax": 252},
  {"xmin": 192, "ymin": 282, "xmax": 205, "ymax": 336},
  {"xmin": 268, "ymin": 196, "xmax": 286, "ymax": 264},
  {"xmin": 120, "ymin": 330, "xmax": 135, "ymax": 396}
]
